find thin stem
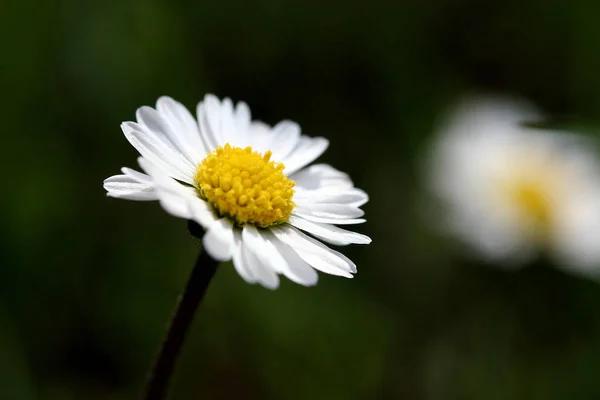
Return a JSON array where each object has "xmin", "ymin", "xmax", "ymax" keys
[{"xmin": 141, "ymin": 221, "xmax": 218, "ymax": 400}]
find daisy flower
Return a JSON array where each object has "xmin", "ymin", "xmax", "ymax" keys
[
  {"xmin": 428, "ymin": 96, "xmax": 600, "ymax": 277},
  {"xmin": 104, "ymin": 95, "xmax": 371, "ymax": 289}
]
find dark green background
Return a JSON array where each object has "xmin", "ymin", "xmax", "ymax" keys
[{"xmin": 3, "ymin": 0, "xmax": 600, "ymax": 399}]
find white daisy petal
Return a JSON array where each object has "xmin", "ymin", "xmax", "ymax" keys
[
  {"xmin": 242, "ymin": 226, "xmax": 319, "ymax": 286},
  {"xmin": 270, "ymin": 120, "xmax": 301, "ymax": 161},
  {"xmin": 188, "ymin": 197, "xmax": 219, "ymax": 229},
  {"xmin": 272, "ymin": 226, "xmax": 357, "ymax": 277},
  {"xmin": 286, "ymin": 226, "xmax": 359, "ymax": 273},
  {"xmin": 155, "ymin": 96, "xmax": 207, "ymax": 162},
  {"xmin": 291, "ymin": 212, "xmax": 366, "ymax": 225},
  {"xmin": 122, "ymin": 124, "xmax": 195, "ymax": 183},
  {"xmin": 234, "ymin": 101, "xmax": 251, "ymax": 134},
  {"xmin": 231, "ymin": 231, "xmax": 257, "ymax": 284},
  {"xmin": 220, "ymin": 97, "xmax": 239, "ymax": 145},
  {"xmin": 121, "ymin": 167, "xmax": 152, "ymax": 181},
  {"xmin": 240, "ymin": 225, "xmax": 281, "ymax": 270},
  {"xmin": 197, "ymin": 94, "xmax": 223, "ymax": 150},
  {"xmin": 103, "ymin": 173, "xmax": 157, "ymax": 200},
  {"xmin": 136, "ymin": 105, "xmax": 202, "ymax": 165},
  {"xmin": 304, "ymin": 236, "xmax": 351, "ymax": 246},
  {"xmin": 202, "ymin": 218, "xmax": 235, "ymax": 261},
  {"xmin": 268, "ymin": 234, "xmax": 319, "ymax": 286},
  {"xmin": 295, "ymin": 203, "xmax": 365, "ymax": 219},
  {"xmin": 288, "ymin": 215, "xmax": 371, "ymax": 245},
  {"xmin": 293, "ymin": 251, "xmax": 353, "ymax": 278},
  {"xmin": 146, "ymin": 172, "xmax": 215, "ymax": 229},
  {"xmin": 154, "ymin": 188, "xmax": 191, "ymax": 219},
  {"xmin": 291, "ymin": 163, "xmax": 354, "ymax": 190},
  {"xmin": 122, "ymin": 121, "xmax": 174, "ymax": 153},
  {"xmin": 283, "ymin": 137, "xmax": 329, "ymax": 175},
  {"xmin": 241, "ymin": 227, "xmax": 280, "ymax": 289},
  {"xmin": 294, "ymin": 187, "xmax": 369, "ymax": 207},
  {"xmin": 137, "ymin": 157, "xmax": 189, "ymax": 194},
  {"xmin": 246, "ymin": 121, "xmax": 275, "ymax": 153},
  {"xmin": 137, "ymin": 157, "xmax": 194, "ymax": 219}
]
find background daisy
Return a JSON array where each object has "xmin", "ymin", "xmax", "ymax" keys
[{"xmin": 428, "ymin": 96, "xmax": 600, "ymax": 277}]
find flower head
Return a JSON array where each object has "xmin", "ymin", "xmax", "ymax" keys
[
  {"xmin": 428, "ymin": 96, "xmax": 600, "ymax": 277},
  {"xmin": 104, "ymin": 95, "xmax": 371, "ymax": 288}
]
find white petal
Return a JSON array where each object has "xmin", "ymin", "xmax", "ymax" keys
[
  {"xmin": 219, "ymin": 98, "xmax": 239, "ymax": 144},
  {"xmin": 154, "ymin": 189, "xmax": 191, "ymax": 218},
  {"xmin": 202, "ymin": 218, "xmax": 235, "ymax": 261},
  {"xmin": 240, "ymin": 225, "xmax": 283, "ymax": 272},
  {"xmin": 241, "ymin": 227, "xmax": 280, "ymax": 289},
  {"xmin": 137, "ymin": 157, "xmax": 193, "ymax": 219},
  {"xmin": 145, "ymin": 160, "xmax": 219, "ymax": 230},
  {"xmin": 271, "ymin": 226, "xmax": 356, "ymax": 277},
  {"xmin": 288, "ymin": 216, "xmax": 371, "ymax": 245},
  {"xmin": 122, "ymin": 124, "xmax": 195, "ymax": 183},
  {"xmin": 293, "ymin": 251, "xmax": 353, "ymax": 278},
  {"xmin": 267, "ymin": 232, "xmax": 319, "ymax": 286},
  {"xmin": 243, "ymin": 226, "xmax": 318, "ymax": 286},
  {"xmin": 291, "ymin": 212, "xmax": 366, "ymax": 225},
  {"xmin": 103, "ymin": 173, "xmax": 157, "ymax": 200},
  {"xmin": 294, "ymin": 203, "xmax": 365, "ymax": 219},
  {"xmin": 303, "ymin": 236, "xmax": 350, "ymax": 246},
  {"xmin": 155, "ymin": 96, "xmax": 207, "ymax": 162},
  {"xmin": 294, "ymin": 187, "xmax": 369, "ymax": 207},
  {"xmin": 270, "ymin": 121, "xmax": 301, "ymax": 161},
  {"xmin": 552, "ymin": 184, "xmax": 600, "ymax": 276},
  {"xmin": 232, "ymin": 231, "xmax": 257, "ymax": 284},
  {"xmin": 283, "ymin": 137, "xmax": 329, "ymax": 175},
  {"xmin": 197, "ymin": 94, "xmax": 223, "ymax": 151},
  {"xmin": 136, "ymin": 105, "xmax": 201, "ymax": 165},
  {"xmin": 121, "ymin": 167, "xmax": 152, "ymax": 182},
  {"xmin": 291, "ymin": 164, "xmax": 353, "ymax": 190},
  {"xmin": 188, "ymin": 197, "xmax": 219, "ymax": 229},
  {"xmin": 123, "ymin": 121, "xmax": 174, "ymax": 153},
  {"xmin": 234, "ymin": 101, "xmax": 251, "ymax": 134},
  {"xmin": 245, "ymin": 121, "xmax": 274, "ymax": 153}
]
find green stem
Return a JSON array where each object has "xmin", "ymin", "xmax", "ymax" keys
[{"xmin": 141, "ymin": 221, "xmax": 218, "ymax": 400}]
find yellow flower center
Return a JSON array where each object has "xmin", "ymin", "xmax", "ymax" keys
[
  {"xmin": 510, "ymin": 181, "xmax": 553, "ymax": 236},
  {"xmin": 495, "ymin": 156, "xmax": 564, "ymax": 243},
  {"xmin": 194, "ymin": 144, "xmax": 295, "ymax": 227}
]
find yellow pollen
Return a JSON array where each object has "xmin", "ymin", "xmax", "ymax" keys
[{"xmin": 194, "ymin": 144, "xmax": 295, "ymax": 227}]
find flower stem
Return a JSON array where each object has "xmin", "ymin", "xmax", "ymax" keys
[{"xmin": 141, "ymin": 221, "xmax": 218, "ymax": 400}]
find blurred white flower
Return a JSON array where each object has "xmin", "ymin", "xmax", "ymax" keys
[
  {"xmin": 428, "ymin": 96, "xmax": 600, "ymax": 277},
  {"xmin": 104, "ymin": 95, "xmax": 370, "ymax": 289}
]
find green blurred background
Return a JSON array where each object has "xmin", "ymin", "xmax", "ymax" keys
[{"xmin": 3, "ymin": 0, "xmax": 600, "ymax": 399}]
